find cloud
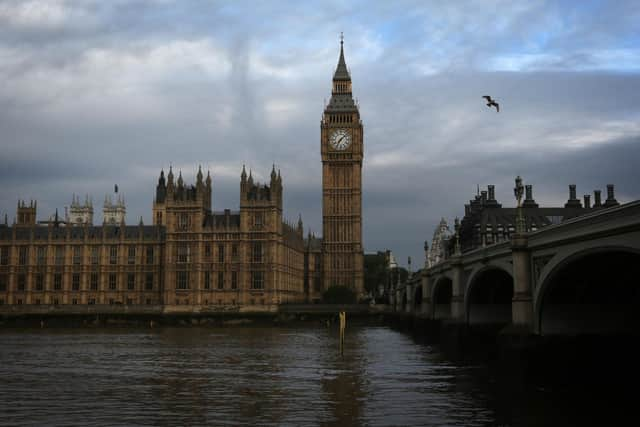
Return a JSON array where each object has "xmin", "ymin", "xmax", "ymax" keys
[{"xmin": 0, "ymin": 0, "xmax": 639, "ymax": 268}]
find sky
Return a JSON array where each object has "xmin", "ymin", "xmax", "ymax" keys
[{"xmin": 1, "ymin": 0, "xmax": 639, "ymax": 268}]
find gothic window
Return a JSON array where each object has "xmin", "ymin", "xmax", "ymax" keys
[
  {"xmin": 37, "ymin": 247, "xmax": 46, "ymax": 265},
  {"xmin": 0, "ymin": 247, "xmax": 8, "ymax": 265},
  {"xmin": 217, "ymin": 272, "xmax": 224, "ymax": 290},
  {"xmin": 253, "ymin": 213, "xmax": 264, "ymax": 229},
  {"xmin": 127, "ymin": 273, "xmax": 135, "ymax": 290},
  {"xmin": 251, "ymin": 271, "xmax": 264, "ymax": 290},
  {"xmin": 54, "ymin": 274, "xmax": 62, "ymax": 290},
  {"xmin": 218, "ymin": 244, "xmax": 225, "ymax": 263},
  {"xmin": 109, "ymin": 246, "xmax": 118, "ymax": 265},
  {"xmin": 109, "ymin": 273, "xmax": 117, "ymax": 290},
  {"xmin": 232, "ymin": 244, "xmax": 239, "ymax": 260},
  {"xmin": 204, "ymin": 244, "xmax": 211, "ymax": 258},
  {"xmin": 145, "ymin": 273, "xmax": 153, "ymax": 290},
  {"xmin": 204, "ymin": 271, "xmax": 211, "ymax": 290},
  {"xmin": 19, "ymin": 247, "xmax": 28, "ymax": 265},
  {"xmin": 35, "ymin": 274, "xmax": 44, "ymax": 291},
  {"xmin": 128, "ymin": 246, "xmax": 136, "ymax": 264},
  {"xmin": 72, "ymin": 274, "xmax": 80, "ymax": 291},
  {"xmin": 88, "ymin": 298, "xmax": 96, "ymax": 305},
  {"xmin": 17, "ymin": 274, "xmax": 26, "ymax": 291},
  {"xmin": 146, "ymin": 246, "xmax": 154, "ymax": 264},
  {"xmin": 178, "ymin": 213, "xmax": 189, "ymax": 230},
  {"xmin": 156, "ymin": 211, "xmax": 163, "ymax": 225},
  {"xmin": 90, "ymin": 273, "xmax": 99, "ymax": 290},
  {"xmin": 231, "ymin": 271, "xmax": 238, "ymax": 290},
  {"xmin": 91, "ymin": 246, "xmax": 99, "ymax": 265},
  {"xmin": 55, "ymin": 246, "xmax": 65, "ymax": 265},
  {"xmin": 252, "ymin": 242, "xmax": 263, "ymax": 263},
  {"xmin": 72, "ymin": 246, "xmax": 81, "ymax": 265},
  {"xmin": 177, "ymin": 244, "xmax": 189, "ymax": 263},
  {"xmin": 176, "ymin": 271, "xmax": 188, "ymax": 290}
]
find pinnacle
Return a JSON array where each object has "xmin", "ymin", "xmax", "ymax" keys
[{"xmin": 333, "ymin": 35, "xmax": 351, "ymax": 81}]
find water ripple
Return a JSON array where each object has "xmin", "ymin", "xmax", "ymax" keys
[{"xmin": 0, "ymin": 326, "xmax": 498, "ymax": 426}]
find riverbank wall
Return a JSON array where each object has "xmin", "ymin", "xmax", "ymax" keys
[{"xmin": 0, "ymin": 303, "xmax": 385, "ymax": 328}]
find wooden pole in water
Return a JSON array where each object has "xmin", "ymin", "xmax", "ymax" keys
[{"xmin": 339, "ymin": 311, "xmax": 346, "ymax": 356}]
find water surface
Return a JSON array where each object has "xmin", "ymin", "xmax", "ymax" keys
[{"xmin": 0, "ymin": 325, "xmax": 632, "ymax": 426}]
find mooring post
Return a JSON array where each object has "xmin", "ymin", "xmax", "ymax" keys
[{"xmin": 339, "ymin": 311, "xmax": 346, "ymax": 356}]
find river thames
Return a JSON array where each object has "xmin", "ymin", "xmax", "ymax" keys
[{"xmin": 0, "ymin": 324, "xmax": 634, "ymax": 426}]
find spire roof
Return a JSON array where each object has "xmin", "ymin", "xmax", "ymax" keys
[{"xmin": 333, "ymin": 33, "xmax": 350, "ymax": 81}]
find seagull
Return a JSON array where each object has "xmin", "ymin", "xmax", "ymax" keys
[{"xmin": 482, "ymin": 95, "xmax": 499, "ymax": 112}]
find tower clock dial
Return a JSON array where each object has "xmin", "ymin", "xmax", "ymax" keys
[{"xmin": 330, "ymin": 129, "xmax": 351, "ymax": 151}]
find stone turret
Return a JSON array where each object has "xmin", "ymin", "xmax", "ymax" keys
[
  {"xmin": 67, "ymin": 194, "xmax": 94, "ymax": 225},
  {"xmin": 103, "ymin": 192, "xmax": 126, "ymax": 225},
  {"xmin": 16, "ymin": 200, "xmax": 37, "ymax": 226}
]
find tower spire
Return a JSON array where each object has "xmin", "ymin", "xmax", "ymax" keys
[{"xmin": 333, "ymin": 33, "xmax": 350, "ymax": 82}]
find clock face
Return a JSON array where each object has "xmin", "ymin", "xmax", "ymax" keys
[{"xmin": 330, "ymin": 129, "xmax": 351, "ymax": 151}]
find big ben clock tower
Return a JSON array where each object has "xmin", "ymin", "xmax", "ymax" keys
[{"xmin": 321, "ymin": 36, "xmax": 364, "ymax": 296}]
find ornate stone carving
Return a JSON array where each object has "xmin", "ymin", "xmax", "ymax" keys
[{"xmin": 533, "ymin": 254, "xmax": 555, "ymax": 285}]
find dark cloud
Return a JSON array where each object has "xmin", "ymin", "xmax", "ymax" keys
[{"xmin": 0, "ymin": 0, "xmax": 639, "ymax": 266}]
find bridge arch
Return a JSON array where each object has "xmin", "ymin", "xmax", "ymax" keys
[
  {"xmin": 465, "ymin": 265, "xmax": 513, "ymax": 326},
  {"xmin": 431, "ymin": 276, "xmax": 453, "ymax": 320},
  {"xmin": 535, "ymin": 246, "xmax": 640, "ymax": 335}
]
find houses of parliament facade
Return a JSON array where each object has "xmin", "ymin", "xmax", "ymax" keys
[{"xmin": 0, "ymin": 41, "xmax": 364, "ymax": 310}]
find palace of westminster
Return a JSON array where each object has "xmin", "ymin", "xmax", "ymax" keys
[{"xmin": 0, "ymin": 41, "xmax": 364, "ymax": 309}]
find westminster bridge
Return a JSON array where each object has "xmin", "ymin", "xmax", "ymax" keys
[{"xmin": 396, "ymin": 200, "xmax": 640, "ymax": 335}]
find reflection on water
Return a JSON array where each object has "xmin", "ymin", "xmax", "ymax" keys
[{"xmin": 0, "ymin": 325, "xmax": 633, "ymax": 426}]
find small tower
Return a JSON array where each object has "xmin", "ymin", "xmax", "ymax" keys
[
  {"xmin": 428, "ymin": 218, "xmax": 450, "ymax": 266},
  {"xmin": 103, "ymin": 191, "xmax": 126, "ymax": 225},
  {"xmin": 153, "ymin": 169, "xmax": 167, "ymax": 225},
  {"xmin": 297, "ymin": 214, "xmax": 304, "ymax": 237},
  {"xmin": 67, "ymin": 194, "xmax": 94, "ymax": 225},
  {"xmin": 16, "ymin": 200, "xmax": 37, "ymax": 226}
]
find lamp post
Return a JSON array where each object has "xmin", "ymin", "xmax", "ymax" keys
[
  {"xmin": 514, "ymin": 176, "xmax": 525, "ymax": 233},
  {"xmin": 454, "ymin": 217, "xmax": 461, "ymax": 255}
]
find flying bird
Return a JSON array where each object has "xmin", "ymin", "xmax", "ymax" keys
[{"xmin": 482, "ymin": 95, "xmax": 499, "ymax": 112}]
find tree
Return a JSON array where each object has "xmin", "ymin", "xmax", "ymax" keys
[{"xmin": 364, "ymin": 252, "xmax": 388, "ymax": 295}]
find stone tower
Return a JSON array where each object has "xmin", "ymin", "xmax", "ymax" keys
[
  {"xmin": 16, "ymin": 200, "xmax": 36, "ymax": 226},
  {"xmin": 320, "ymin": 36, "xmax": 364, "ymax": 295},
  {"xmin": 67, "ymin": 194, "xmax": 94, "ymax": 225},
  {"xmin": 103, "ymin": 193, "xmax": 126, "ymax": 225}
]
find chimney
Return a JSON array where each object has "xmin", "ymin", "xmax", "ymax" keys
[
  {"xmin": 564, "ymin": 184, "xmax": 581, "ymax": 208},
  {"xmin": 603, "ymin": 184, "xmax": 619, "ymax": 207},
  {"xmin": 484, "ymin": 185, "xmax": 501, "ymax": 207},
  {"xmin": 594, "ymin": 190, "xmax": 602, "ymax": 207},
  {"xmin": 488, "ymin": 185, "xmax": 495, "ymax": 201},
  {"xmin": 583, "ymin": 195, "xmax": 591, "ymax": 209},
  {"xmin": 523, "ymin": 184, "xmax": 538, "ymax": 208},
  {"xmin": 480, "ymin": 191, "xmax": 487, "ymax": 204}
]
